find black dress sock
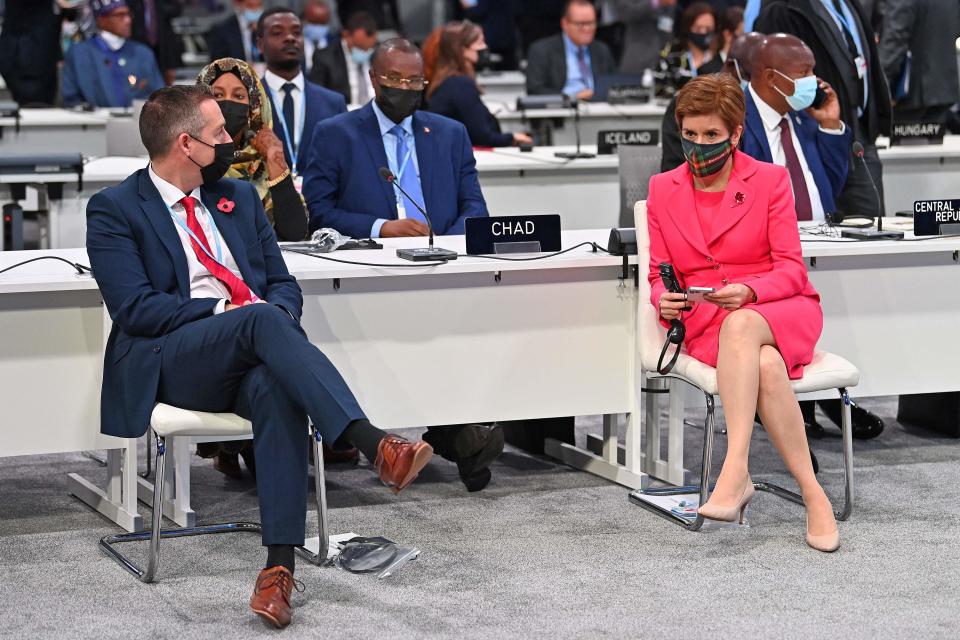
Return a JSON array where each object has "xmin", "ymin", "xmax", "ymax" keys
[
  {"xmin": 265, "ymin": 544, "xmax": 296, "ymax": 574},
  {"xmin": 342, "ymin": 418, "xmax": 388, "ymax": 464}
]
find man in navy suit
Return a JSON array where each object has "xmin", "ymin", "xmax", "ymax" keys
[
  {"xmin": 302, "ymin": 38, "xmax": 488, "ymax": 239},
  {"xmin": 256, "ymin": 7, "xmax": 347, "ymax": 177},
  {"xmin": 741, "ymin": 34, "xmax": 886, "ymax": 441},
  {"xmin": 301, "ymin": 39, "xmax": 503, "ymax": 492},
  {"xmin": 740, "ymin": 33, "xmax": 850, "ymax": 222},
  {"xmin": 86, "ymin": 85, "xmax": 433, "ymax": 629},
  {"xmin": 206, "ymin": 0, "xmax": 263, "ymax": 62}
]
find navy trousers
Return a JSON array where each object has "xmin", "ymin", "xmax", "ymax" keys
[{"xmin": 157, "ymin": 303, "xmax": 366, "ymax": 545}]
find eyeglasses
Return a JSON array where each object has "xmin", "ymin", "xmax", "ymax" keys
[
  {"xmin": 377, "ymin": 73, "xmax": 429, "ymax": 91},
  {"xmin": 568, "ymin": 20, "xmax": 597, "ymax": 30}
]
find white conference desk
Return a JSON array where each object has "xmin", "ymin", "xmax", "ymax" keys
[
  {"xmin": 0, "ymin": 230, "xmax": 650, "ymax": 531},
  {"xmin": 0, "ymin": 108, "xmax": 119, "ymax": 156},
  {"xmin": 3, "ymin": 228, "xmax": 960, "ymax": 530},
  {"xmin": 490, "ymin": 100, "xmax": 667, "ymax": 147}
]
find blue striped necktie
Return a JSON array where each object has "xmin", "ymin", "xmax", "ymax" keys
[{"xmin": 389, "ymin": 125, "xmax": 426, "ymax": 222}]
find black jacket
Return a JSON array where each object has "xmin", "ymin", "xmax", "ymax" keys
[
  {"xmin": 128, "ymin": 0, "xmax": 183, "ymax": 72},
  {"xmin": 308, "ymin": 38, "xmax": 351, "ymax": 103},
  {"xmin": 524, "ymin": 33, "xmax": 617, "ymax": 95},
  {"xmin": 878, "ymin": 0, "xmax": 960, "ymax": 111},
  {"xmin": 755, "ymin": 0, "xmax": 892, "ymax": 140},
  {"xmin": 206, "ymin": 15, "xmax": 247, "ymax": 62}
]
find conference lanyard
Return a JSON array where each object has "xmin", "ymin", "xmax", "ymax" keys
[
  {"xmin": 820, "ymin": 0, "xmax": 868, "ymax": 107},
  {"xmin": 263, "ymin": 83, "xmax": 307, "ymax": 175},
  {"xmin": 170, "ymin": 203, "xmax": 225, "ymax": 266},
  {"xmin": 392, "ymin": 137, "xmax": 415, "ymax": 210}
]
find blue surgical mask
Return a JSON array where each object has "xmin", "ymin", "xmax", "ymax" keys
[
  {"xmin": 350, "ymin": 46, "xmax": 373, "ymax": 66},
  {"xmin": 303, "ymin": 23, "xmax": 330, "ymax": 44},
  {"xmin": 774, "ymin": 70, "xmax": 818, "ymax": 111},
  {"xmin": 242, "ymin": 9, "xmax": 263, "ymax": 23}
]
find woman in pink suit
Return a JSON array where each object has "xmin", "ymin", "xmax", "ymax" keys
[{"xmin": 648, "ymin": 74, "xmax": 839, "ymax": 552}]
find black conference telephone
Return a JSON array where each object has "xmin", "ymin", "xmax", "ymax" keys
[{"xmin": 656, "ymin": 263, "xmax": 686, "ymax": 375}]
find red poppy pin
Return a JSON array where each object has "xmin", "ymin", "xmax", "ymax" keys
[{"xmin": 217, "ymin": 197, "xmax": 235, "ymax": 213}]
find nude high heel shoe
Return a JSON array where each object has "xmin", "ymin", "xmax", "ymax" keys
[
  {"xmin": 805, "ymin": 515, "xmax": 840, "ymax": 553},
  {"xmin": 697, "ymin": 477, "xmax": 755, "ymax": 523}
]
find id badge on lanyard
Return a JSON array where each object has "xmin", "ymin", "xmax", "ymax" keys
[{"xmin": 265, "ymin": 84, "xmax": 305, "ymax": 176}]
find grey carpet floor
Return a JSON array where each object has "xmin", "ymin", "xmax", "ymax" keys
[{"xmin": 1, "ymin": 397, "xmax": 958, "ymax": 639}]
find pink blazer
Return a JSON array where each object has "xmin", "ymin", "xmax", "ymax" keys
[{"xmin": 647, "ymin": 151, "xmax": 820, "ymax": 348}]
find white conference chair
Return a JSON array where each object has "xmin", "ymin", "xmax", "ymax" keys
[
  {"xmin": 99, "ymin": 404, "xmax": 331, "ymax": 582},
  {"xmin": 628, "ymin": 200, "xmax": 859, "ymax": 530}
]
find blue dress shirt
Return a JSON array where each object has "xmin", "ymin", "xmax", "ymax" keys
[
  {"xmin": 370, "ymin": 100, "xmax": 422, "ymax": 238},
  {"xmin": 561, "ymin": 33, "xmax": 593, "ymax": 97}
]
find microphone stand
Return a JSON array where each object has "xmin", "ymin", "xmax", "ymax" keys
[
  {"xmin": 380, "ymin": 168, "xmax": 458, "ymax": 262},
  {"xmin": 555, "ymin": 96, "xmax": 596, "ymax": 159}
]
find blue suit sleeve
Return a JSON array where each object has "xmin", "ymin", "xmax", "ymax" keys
[
  {"xmin": 815, "ymin": 123, "xmax": 852, "ymax": 201},
  {"xmin": 61, "ymin": 49, "xmax": 83, "ymax": 107},
  {"xmin": 447, "ymin": 123, "xmax": 488, "ymax": 234},
  {"xmin": 301, "ymin": 123, "xmax": 383, "ymax": 238},
  {"xmin": 248, "ymin": 182, "xmax": 303, "ymax": 321},
  {"xmin": 447, "ymin": 78, "xmax": 513, "ymax": 147},
  {"xmin": 86, "ymin": 190, "xmax": 219, "ymax": 337}
]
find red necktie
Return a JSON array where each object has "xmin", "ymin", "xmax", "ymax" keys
[
  {"xmin": 180, "ymin": 196, "xmax": 256, "ymax": 306},
  {"xmin": 778, "ymin": 119, "xmax": 813, "ymax": 221}
]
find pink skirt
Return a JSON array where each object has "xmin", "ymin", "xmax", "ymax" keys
[{"xmin": 685, "ymin": 294, "xmax": 823, "ymax": 380}]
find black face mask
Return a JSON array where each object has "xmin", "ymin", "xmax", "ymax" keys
[
  {"xmin": 218, "ymin": 100, "xmax": 250, "ymax": 138},
  {"xmin": 375, "ymin": 86, "xmax": 422, "ymax": 124},
  {"xmin": 188, "ymin": 135, "xmax": 235, "ymax": 186},
  {"xmin": 688, "ymin": 31, "xmax": 715, "ymax": 51},
  {"xmin": 475, "ymin": 48, "xmax": 492, "ymax": 72}
]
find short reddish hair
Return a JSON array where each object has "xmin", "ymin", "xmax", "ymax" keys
[{"xmin": 674, "ymin": 74, "xmax": 746, "ymax": 136}]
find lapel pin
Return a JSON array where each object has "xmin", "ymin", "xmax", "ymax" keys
[
  {"xmin": 733, "ymin": 192, "xmax": 745, "ymax": 207},
  {"xmin": 423, "ymin": 126, "xmax": 431, "ymax": 134}
]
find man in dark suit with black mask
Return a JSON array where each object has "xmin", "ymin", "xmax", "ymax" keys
[{"xmin": 755, "ymin": 0, "xmax": 892, "ymax": 219}]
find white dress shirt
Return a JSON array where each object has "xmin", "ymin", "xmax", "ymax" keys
[
  {"xmin": 148, "ymin": 165, "xmax": 243, "ymax": 313},
  {"xmin": 341, "ymin": 39, "xmax": 373, "ymax": 106},
  {"xmin": 264, "ymin": 70, "xmax": 306, "ymax": 154},
  {"xmin": 749, "ymin": 84, "xmax": 845, "ymax": 222}
]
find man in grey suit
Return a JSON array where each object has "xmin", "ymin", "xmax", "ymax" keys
[
  {"xmin": 879, "ymin": 0, "xmax": 960, "ymax": 124},
  {"xmin": 525, "ymin": 0, "xmax": 617, "ymax": 99}
]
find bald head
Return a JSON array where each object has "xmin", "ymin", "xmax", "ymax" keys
[
  {"xmin": 752, "ymin": 33, "xmax": 814, "ymax": 78},
  {"xmin": 727, "ymin": 31, "xmax": 767, "ymax": 81}
]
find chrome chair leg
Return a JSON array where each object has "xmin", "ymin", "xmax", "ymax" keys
[
  {"xmin": 100, "ymin": 429, "xmax": 333, "ymax": 581},
  {"xmin": 295, "ymin": 427, "xmax": 331, "ymax": 566},
  {"xmin": 628, "ymin": 391, "xmax": 715, "ymax": 531},
  {"xmin": 836, "ymin": 387, "xmax": 854, "ymax": 521}
]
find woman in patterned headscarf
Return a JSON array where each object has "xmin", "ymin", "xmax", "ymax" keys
[
  {"xmin": 196, "ymin": 57, "xmax": 308, "ymax": 243},
  {"xmin": 194, "ymin": 58, "xmax": 308, "ymax": 480}
]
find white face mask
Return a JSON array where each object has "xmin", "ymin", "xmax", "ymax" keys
[{"xmin": 99, "ymin": 30, "xmax": 126, "ymax": 50}]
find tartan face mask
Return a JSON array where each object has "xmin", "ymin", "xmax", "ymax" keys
[{"xmin": 681, "ymin": 137, "xmax": 734, "ymax": 178}]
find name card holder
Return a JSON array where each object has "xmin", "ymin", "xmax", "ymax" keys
[
  {"xmin": 891, "ymin": 121, "xmax": 944, "ymax": 146},
  {"xmin": 465, "ymin": 215, "xmax": 562, "ymax": 255},
  {"xmin": 913, "ymin": 199, "xmax": 960, "ymax": 235}
]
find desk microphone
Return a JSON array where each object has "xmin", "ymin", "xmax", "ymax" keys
[
  {"xmin": 378, "ymin": 167, "xmax": 458, "ymax": 262},
  {"xmin": 840, "ymin": 142, "xmax": 903, "ymax": 240}
]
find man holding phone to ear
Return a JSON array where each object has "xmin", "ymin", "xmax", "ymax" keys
[
  {"xmin": 738, "ymin": 33, "xmax": 851, "ymax": 223},
  {"xmin": 735, "ymin": 33, "xmax": 885, "ymax": 441}
]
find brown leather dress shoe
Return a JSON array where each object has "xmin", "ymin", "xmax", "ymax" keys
[
  {"xmin": 249, "ymin": 566, "xmax": 302, "ymax": 629},
  {"xmin": 375, "ymin": 435, "xmax": 433, "ymax": 493}
]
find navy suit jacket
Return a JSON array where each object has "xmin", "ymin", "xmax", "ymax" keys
[
  {"xmin": 264, "ymin": 78, "xmax": 348, "ymax": 170},
  {"xmin": 739, "ymin": 90, "xmax": 851, "ymax": 215},
  {"xmin": 301, "ymin": 102, "xmax": 488, "ymax": 238},
  {"xmin": 206, "ymin": 15, "xmax": 247, "ymax": 62},
  {"xmin": 86, "ymin": 170, "xmax": 302, "ymax": 439}
]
